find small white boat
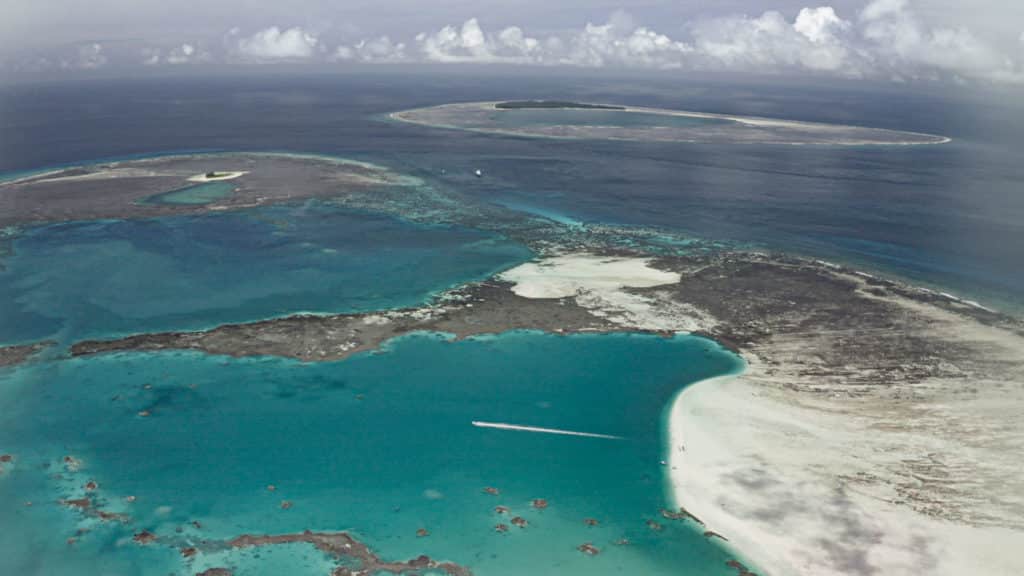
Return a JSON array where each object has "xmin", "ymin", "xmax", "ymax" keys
[{"xmin": 474, "ymin": 169, "xmax": 483, "ymax": 178}]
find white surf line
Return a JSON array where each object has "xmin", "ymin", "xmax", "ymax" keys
[{"xmin": 471, "ymin": 421, "xmax": 623, "ymax": 440}]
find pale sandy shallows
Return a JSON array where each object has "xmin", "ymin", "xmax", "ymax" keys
[
  {"xmin": 498, "ymin": 253, "xmax": 680, "ymax": 298},
  {"xmin": 498, "ymin": 254, "xmax": 714, "ymax": 332}
]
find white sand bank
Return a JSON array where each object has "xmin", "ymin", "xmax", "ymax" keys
[
  {"xmin": 499, "ymin": 254, "xmax": 712, "ymax": 332},
  {"xmin": 499, "ymin": 254, "xmax": 680, "ymax": 298},
  {"xmin": 187, "ymin": 171, "xmax": 247, "ymax": 182},
  {"xmin": 669, "ymin": 365, "xmax": 1024, "ymax": 576}
]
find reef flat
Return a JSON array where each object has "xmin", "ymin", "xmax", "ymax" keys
[
  {"xmin": 55, "ymin": 248, "xmax": 1024, "ymax": 576},
  {"xmin": 391, "ymin": 101, "xmax": 950, "ymax": 145},
  {"xmin": 0, "ymin": 152, "xmax": 413, "ymax": 227},
  {"xmin": 0, "ymin": 341, "xmax": 53, "ymax": 367}
]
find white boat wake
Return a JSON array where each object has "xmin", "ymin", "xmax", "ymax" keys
[{"xmin": 471, "ymin": 420, "xmax": 623, "ymax": 440}]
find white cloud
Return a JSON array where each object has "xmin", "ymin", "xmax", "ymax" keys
[
  {"xmin": 140, "ymin": 42, "xmax": 205, "ymax": 66},
  {"xmin": 63, "ymin": 42, "xmax": 106, "ymax": 69},
  {"xmin": 165, "ymin": 42, "xmax": 199, "ymax": 63},
  {"xmin": 398, "ymin": 4, "xmax": 1022, "ymax": 83},
  {"xmin": 142, "ymin": 47, "xmax": 161, "ymax": 66},
  {"xmin": 859, "ymin": 0, "xmax": 1022, "ymax": 82},
  {"xmin": 13, "ymin": 1, "xmax": 1023, "ymax": 86},
  {"xmin": 236, "ymin": 26, "xmax": 318, "ymax": 60},
  {"xmin": 166, "ymin": 43, "xmax": 199, "ymax": 64},
  {"xmin": 690, "ymin": 9, "xmax": 859, "ymax": 74},
  {"xmin": 415, "ymin": 17, "xmax": 545, "ymax": 63},
  {"xmin": 335, "ymin": 36, "xmax": 407, "ymax": 62},
  {"xmin": 794, "ymin": 7, "xmax": 849, "ymax": 43},
  {"xmin": 562, "ymin": 19, "xmax": 693, "ymax": 68}
]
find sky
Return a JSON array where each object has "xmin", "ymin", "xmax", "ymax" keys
[{"xmin": 2, "ymin": 0, "xmax": 1023, "ymax": 86}]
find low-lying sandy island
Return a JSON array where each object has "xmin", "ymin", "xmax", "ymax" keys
[
  {"xmin": 391, "ymin": 101, "xmax": 950, "ymax": 146},
  {"xmin": 0, "ymin": 153, "xmax": 414, "ymax": 227},
  {"xmin": 49, "ymin": 248, "xmax": 1024, "ymax": 575}
]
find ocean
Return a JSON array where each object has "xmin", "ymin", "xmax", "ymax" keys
[
  {"xmin": 0, "ymin": 70, "xmax": 1022, "ymax": 575},
  {"xmin": 2, "ymin": 72, "xmax": 1022, "ymax": 309}
]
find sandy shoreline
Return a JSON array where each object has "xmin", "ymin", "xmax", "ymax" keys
[{"xmin": 668, "ymin": 354, "xmax": 1024, "ymax": 576}]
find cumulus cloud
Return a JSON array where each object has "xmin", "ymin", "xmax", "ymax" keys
[
  {"xmin": 142, "ymin": 47, "xmax": 160, "ymax": 66},
  {"xmin": 335, "ymin": 36, "xmax": 406, "ymax": 62},
  {"xmin": 236, "ymin": 26, "xmax": 318, "ymax": 60},
  {"xmin": 858, "ymin": 0, "xmax": 1021, "ymax": 82},
  {"xmin": 141, "ymin": 42, "xmax": 205, "ymax": 66},
  {"xmin": 689, "ymin": 8, "xmax": 857, "ymax": 74},
  {"xmin": 12, "ymin": 1, "xmax": 1023, "ymax": 85},
  {"xmin": 415, "ymin": 18, "xmax": 544, "ymax": 63},
  {"xmin": 65, "ymin": 42, "xmax": 107, "ymax": 69},
  {"xmin": 563, "ymin": 16, "xmax": 693, "ymax": 68},
  {"xmin": 392, "ymin": 2, "xmax": 1021, "ymax": 83},
  {"xmin": 166, "ymin": 43, "xmax": 196, "ymax": 64}
]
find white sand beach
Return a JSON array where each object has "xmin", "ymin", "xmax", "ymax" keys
[
  {"xmin": 667, "ymin": 296, "xmax": 1024, "ymax": 576},
  {"xmin": 504, "ymin": 251, "xmax": 1024, "ymax": 576},
  {"xmin": 498, "ymin": 253, "xmax": 714, "ymax": 331},
  {"xmin": 499, "ymin": 253, "xmax": 680, "ymax": 298},
  {"xmin": 187, "ymin": 170, "xmax": 247, "ymax": 182}
]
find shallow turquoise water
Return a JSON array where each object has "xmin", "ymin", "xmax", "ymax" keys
[
  {"xmin": 0, "ymin": 202, "xmax": 532, "ymax": 344},
  {"xmin": 0, "ymin": 331, "xmax": 743, "ymax": 576},
  {"xmin": 143, "ymin": 181, "xmax": 236, "ymax": 205},
  {"xmin": 487, "ymin": 109, "xmax": 732, "ymax": 129},
  {"xmin": 491, "ymin": 198, "xmax": 585, "ymax": 228}
]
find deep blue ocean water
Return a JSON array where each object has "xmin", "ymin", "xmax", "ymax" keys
[{"xmin": 2, "ymin": 72, "xmax": 1022, "ymax": 308}]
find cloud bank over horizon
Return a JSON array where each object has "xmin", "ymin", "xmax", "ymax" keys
[{"xmin": 4, "ymin": 0, "xmax": 1024, "ymax": 86}]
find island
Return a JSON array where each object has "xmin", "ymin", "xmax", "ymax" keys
[
  {"xmin": 391, "ymin": 101, "xmax": 951, "ymax": 145},
  {"xmin": 0, "ymin": 153, "xmax": 413, "ymax": 227},
  {"xmin": 494, "ymin": 100, "xmax": 627, "ymax": 110}
]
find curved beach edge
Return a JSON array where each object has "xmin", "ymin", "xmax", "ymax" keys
[
  {"xmin": 667, "ymin": 368, "xmax": 791, "ymax": 576},
  {"xmin": 667, "ymin": 359, "xmax": 1024, "ymax": 576}
]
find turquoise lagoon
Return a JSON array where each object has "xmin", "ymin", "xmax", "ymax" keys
[
  {"xmin": 487, "ymin": 108, "xmax": 732, "ymax": 130},
  {"xmin": 142, "ymin": 181, "xmax": 236, "ymax": 205},
  {"xmin": 0, "ymin": 167, "xmax": 749, "ymax": 575},
  {"xmin": 0, "ymin": 331, "xmax": 743, "ymax": 575},
  {"xmin": 0, "ymin": 202, "xmax": 532, "ymax": 344}
]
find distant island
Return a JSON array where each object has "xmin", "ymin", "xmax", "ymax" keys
[
  {"xmin": 392, "ymin": 101, "xmax": 951, "ymax": 145},
  {"xmin": 495, "ymin": 100, "xmax": 627, "ymax": 110}
]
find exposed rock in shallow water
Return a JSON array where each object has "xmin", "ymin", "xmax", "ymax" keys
[{"xmin": 0, "ymin": 340, "xmax": 53, "ymax": 367}]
